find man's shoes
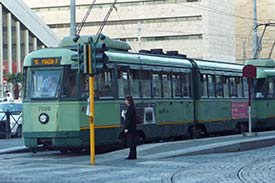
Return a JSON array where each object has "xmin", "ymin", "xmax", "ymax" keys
[{"xmin": 125, "ymin": 157, "xmax": 136, "ymax": 160}]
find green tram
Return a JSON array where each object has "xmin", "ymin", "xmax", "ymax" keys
[
  {"xmin": 23, "ymin": 35, "xmax": 254, "ymax": 151},
  {"xmin": 245, "ymin": 59, "xmax": 275, "ymax": 130}
]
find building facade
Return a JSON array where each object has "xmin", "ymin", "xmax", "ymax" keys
[
  {"xmin": 0, "ymin": 0, "xmax": 59, "ymax": 97},
  {"xmin": 235, "ymin": 0, "xmax": 275, "ymax": 63},
  {"xmin": 23, "ymin": 0, "xmax": 236, "ymax": 62}
]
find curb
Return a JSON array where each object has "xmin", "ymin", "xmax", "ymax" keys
[
  {"xmin": 0, "ymin": 146, "xmax": 30, "ymax": 154},
  {"xmin": 141, "ymin": 135, "xmax": 275, "ymax": 160}
]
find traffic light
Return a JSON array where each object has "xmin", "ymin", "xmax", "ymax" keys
[
  {"xmin": 70, "ymin": 43, "xmax": 88, "ymax": 73},
  {"xmin": 94, "ymin": 43, "xmax": 108, "ymax": 63},
  {"xmin": 87, "ymin": 42, "xmax": 108, "ymax": 75}
]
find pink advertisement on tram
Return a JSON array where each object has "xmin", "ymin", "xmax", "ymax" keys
[{"xmin": 231, "ymin": 101, "xmax": 248, "ymax": 119}]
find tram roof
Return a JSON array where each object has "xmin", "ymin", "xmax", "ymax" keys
[
  {"xmin": 245, "ymin": 58, "xmax": 275, "ymax": 67},
  {"xmin": 194, "ymin": 59, "xmax": 243, "ymax": 75},
  {"xmin": 105, "ymin": 51, "xmax": 193, "ymax": 69},
  {"xmin": 60, "ymin": 35, "xmax": 131, "ymax": 51},
  {"xmin": 256, "ymin": 68, "xmax": 275, "ymax": 78}
]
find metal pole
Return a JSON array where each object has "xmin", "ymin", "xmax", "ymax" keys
[
  {"xmin": 252, "ymin": 0, "xmax": 259, "ymax": 59},
  {"xmin": 7, "ymin": 13, "xmax": 12, "ymax": 74},
  {"xmin": 0, "ymin": 4, "xmax": 3, "ymax": 98},
  {"xmin": 88, "ymin": 44, "xmax": 95, "ymax": 165},
  {"xmin": 244, "ymin": 77, "xmax": 257, "ymax": 136},
  {"xmin": 5, "ymin": 110, "xmax": 11, "ymax": 139},
  {"xmin": 70, "ymin": 0, "xmax": 76, "ymax": 37},
  {"xmin": 248, "ymin": 78, "xmax": 252, "ymax": 133}
]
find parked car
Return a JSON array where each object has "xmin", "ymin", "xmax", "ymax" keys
[{"xmin": 0, "ymin": 102, "xmax": 22, "ymax": 138}]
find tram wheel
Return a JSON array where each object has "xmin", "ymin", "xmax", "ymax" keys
[
  {"xmin": 59, "ymin": 148, "xmax": 68, "ymax": 154},
  {"xmin": 188, "ymin": 125, "xmax": 206, "ymax": 139},
  {"xmin": 136, "ymin": 132, "xmax": 145, "ymax": 145},
  {"xmin": 118, "ymin": 133, "xmax": 127, "ymax": 147},
  {"xmin": 237, "ymin": 123, "xmax": 248, "ymax": 134},
  {"xmin": 70, "ymin": 148, "xmax": 83, "ymax": 153}
]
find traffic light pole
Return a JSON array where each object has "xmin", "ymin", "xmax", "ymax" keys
[{"xmin": 88, "ymin": 44, "xmax": 95, "ymax": 165}]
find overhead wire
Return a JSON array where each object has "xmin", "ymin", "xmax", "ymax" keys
[
  {"xmin": 181, "ymin": 2, "xmax": 274, "ymax": 23},
  {"xmin": 114, "ymin": 8, "xmax": 138, "ymax": 53},
  {"xmin": 76, "ymin": 0, "xmax": 97, "ymax": 36}
]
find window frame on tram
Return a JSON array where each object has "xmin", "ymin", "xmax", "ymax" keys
[
  {"xmin": 23, "ymin": 65, "xmax": 89, "ymax": 101},
  {"xmin": 255, "ymin": 76, "xmax": 275, "ymax": 99},
  {"xmin": 199, "ymin": 72, "xmax": 247, "ymax": 99},
  {"xmin": 94, "ymin": 64, "xmax": 192, "ymax": 100}
]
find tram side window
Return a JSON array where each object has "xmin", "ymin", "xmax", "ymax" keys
[
  {"xmin": 172, "ymin": 73, "xmax": 182, "ymax": 97},
  {"xmin": 118, "ymin": 68, "xmax": 130, "ymax": 98},
  {"xmin": 61, "ymin": 69, "xmax": 77, "ymax": 98},
  {"xmin": 243, "ymin": 78, "xmax": 249, "ymax": 98},
  {"xmin": 80, "ymin": 74, "xmax": 89, "ymax": 99},
  {"xmin": 141, "ymin": 70, "xmax": 151, "ymax": 98},
  {"xmin": 23, "ymin": 68, "xmax": 29, "ymax": 99},
  {"xmin": 229, "ymin": 77, "xmax": 237, "ymax": 97},
  {"xmin": 208, "ymin": 75, "xmax": 215, "ymax": 97},
  {"xmin": 255, "ymin": 78, "xmax": 265, "ymax": 98},
  {"xmin": 163, "ymin": 73, "xmax": 172, "ymax": 98},
  {"xmin": 129, "ymin": 69, "xmax": 140, "ymax": 98},
  {"xmin": 152, "ymin": 73, "xmax": 162, "ymax": 98},
  {"xmin": 200, "ymin": 74, "xmax": 208, "ymax": 97},
  {"xmin": 236, "ymin": 77, "xmax": 243, "ymax": 98},
  {"xmin": 98, "ymin": 70, "xmax": 113, "ymax": 98},
  {"xmin": 267, "ymin": 78, "xmax": 274, "ymax": 98},
  {"xmin": 182, "ymin": 73, "xmax": 190, "ymax": 97},
  {"xmin": 216, "ymin": 75, "xmax": 223, "ymax": 97},
  {"xmin": 222, "ymin": 76, "xmax": 229, "ymax": 97}
]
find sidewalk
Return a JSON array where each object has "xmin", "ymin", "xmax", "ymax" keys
[
  {"xmin": 1, "ymin": 131, "xmax": 275, "ymax": 159},
  {"xmin": 0, "ymin": 138, "xmax": 26, "ymax": 154},
  {"xmin": 98, "ymin": 131, "xmax": 275, "ymax": 162}
]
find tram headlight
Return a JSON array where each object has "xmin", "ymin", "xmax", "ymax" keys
[{"xmin": 39, "ymin": 113, "xmax": 49, "ymax": 124}]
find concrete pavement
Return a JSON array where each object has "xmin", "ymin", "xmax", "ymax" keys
[
  {"xmin": 98, "ymin": 131, "xmax": 275, "ymax": 161},
  {"xmin": 1, "ymin": 132, "xmax": 275, "ymax": 183},
  {"xmin": 0, "ymin": 138, "xmax": 26, "ymax": 154},
  {"xmin": 1, "ymin": 130, "xmax": 275, "ymax": 159}
]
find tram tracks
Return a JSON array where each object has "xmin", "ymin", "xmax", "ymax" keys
[
  {"xmin": 167, "ymin": 155, "xmax": 275, "ymax": 183},
  {"xmin": 236, "ymin": 156, "xmax": 275, "ymax": 183}
]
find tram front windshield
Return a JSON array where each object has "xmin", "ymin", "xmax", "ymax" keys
[{"xmin": 30, "ymin": 70, "xmax": 61, "ymax": 98}]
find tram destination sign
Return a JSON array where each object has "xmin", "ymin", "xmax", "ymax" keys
[{"xmin": 31, "ymin": 57, "xmax": 61, "ymax": 66}]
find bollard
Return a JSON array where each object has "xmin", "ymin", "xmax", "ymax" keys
[{"xmin": 5, "ymin": 110, "xmax": 11, "ymax": 139}]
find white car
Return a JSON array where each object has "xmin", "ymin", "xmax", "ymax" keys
[{"xmin": 0, "ymin": 102, "xmax": 22, "ymax": 138}]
